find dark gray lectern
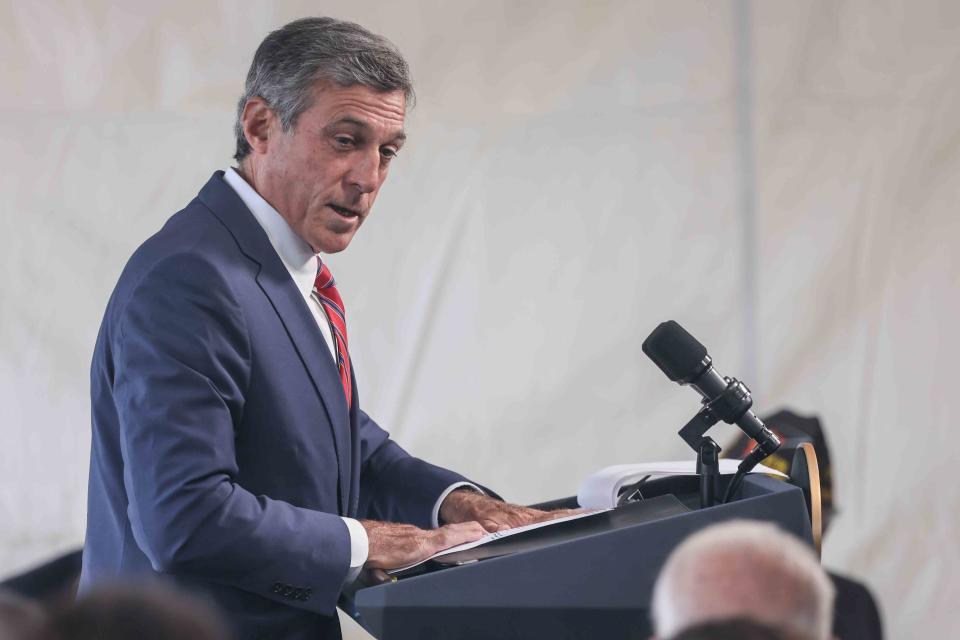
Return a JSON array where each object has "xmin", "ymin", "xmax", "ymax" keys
[{"xmin": 354, "ymin": 474, "xmax": 812, "ymax": 639}]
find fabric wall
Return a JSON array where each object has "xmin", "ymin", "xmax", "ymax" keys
[
  {"xmin": 0, "ymin": 1, "xmax": 956, "ymax": 637},
  {"xmin": 752, "ymin": 2, "xmax": 960, "ymax": 633}
]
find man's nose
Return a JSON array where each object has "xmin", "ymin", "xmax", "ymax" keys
[{"xmin": 347, "ymin": 150, "xmax": 381, "ymax": 194}]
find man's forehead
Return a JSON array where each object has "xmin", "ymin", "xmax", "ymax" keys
[
  {"xmin": 314, "ymin": 84, "xmax": 406, "ymax": 136},
  {"xmin": 327, "ymin": 115, "xmax": 407, "ymax": 142}
]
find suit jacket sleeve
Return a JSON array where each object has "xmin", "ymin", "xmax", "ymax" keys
[
  {"xmin": 354, "ymin": 409, "xmax": 472, "ymax": 529},
  {"xmin": 112, "ymin": 252, "xmax": 350, "ymax": 615}
]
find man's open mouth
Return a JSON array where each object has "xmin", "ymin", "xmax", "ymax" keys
[{"xmin": 328, "ymin": 204, "xmax": 360, "ymax": 218}]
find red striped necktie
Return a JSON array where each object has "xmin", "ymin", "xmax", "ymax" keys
[{"xmin": 313, "ymin": 258, "xmax": 352, "ymax": 410}]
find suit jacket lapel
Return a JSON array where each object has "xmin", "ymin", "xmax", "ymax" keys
[{"xmin": 198, "ymin": 172, "xmax": 352, "ymax": 513}]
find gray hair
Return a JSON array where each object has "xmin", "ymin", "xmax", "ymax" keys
[
  {"xmin": 651, "ymin": 520, "xmax": 835, "ymax": 640},
  {"xmin": 233, "ymin": 17, "xmax": 414, "ymax": 162}
]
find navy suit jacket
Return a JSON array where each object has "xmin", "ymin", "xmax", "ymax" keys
[{"xmin": 80, "ymin": 172, "xmax": 468, "ymax": 638}]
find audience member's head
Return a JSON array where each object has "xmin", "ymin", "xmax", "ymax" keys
[
  {"xmin": 0, "ymin": 550, "xmax": 81, "ymax": 610},
  {"xmin": 667, "ymin": 617, "xmax": 813, "ymax": 640},
  {"xmin": 651, "ymin": 520, "xmax": 834, "ymax": 640},
  {"xmin": 45, "ymin": 584, "xmax": 231, "ymax": 640},
  {"xmin": 0, "ymin": 589, "xmax": 49, "ymax": 640}
]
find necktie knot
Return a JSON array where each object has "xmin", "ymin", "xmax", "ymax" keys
[{"xmin": 315, "ymin": 258, "xmax": 336, "ymax": 291}]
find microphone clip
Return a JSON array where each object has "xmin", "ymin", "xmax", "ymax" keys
[
  {"xmin": 677, "ymin": 378, "xmax": 756, "ymax": 508},
  {"xmin": 678, "ymin": 377, "xmax": 753, "ymax": 452}
]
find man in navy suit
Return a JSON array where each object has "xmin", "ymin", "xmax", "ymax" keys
[{"xmin": 81, "ymin": 17, "xmax": 565, "ymax": 639}]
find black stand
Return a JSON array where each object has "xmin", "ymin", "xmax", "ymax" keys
[
  {"xmin": 677, "ymin": 374, "xmax": 783, "ymax": 506},
  {"xmin": 678, "ymin": 406, "xmax": 722, "ymax": 508},
  {"xmin": 697, "ymin": 437, "xmax": 720, "ymax": 508}
]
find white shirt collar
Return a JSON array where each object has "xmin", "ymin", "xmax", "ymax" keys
[{"xmin": 223, "ymin": 167, "xmax": 319, "ymax": 298}]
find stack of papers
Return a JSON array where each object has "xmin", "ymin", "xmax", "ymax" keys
[{"xmin": 577, "ymin": 460, "xmax": 787, "ymax": 509}]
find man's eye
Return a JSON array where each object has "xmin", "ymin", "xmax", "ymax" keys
[
  {"xmin": 380, "ymin": 147, "xmax": 399, "ymax": 160},
  {"xmin": 334, "ymin": 136, "xmax": 355, "ymax": 147}
]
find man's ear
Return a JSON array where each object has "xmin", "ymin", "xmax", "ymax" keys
[{"xmin": 241, "ymin": 97, "xmax": 276, "ymax": 156}]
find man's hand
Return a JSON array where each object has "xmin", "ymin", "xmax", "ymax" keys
[
  {"xmin": 439, "ymin": 489, "xmax": 583, "ymax": 532},
  {"xmin": 360, "ymin": 519, "xmax": 486, "ymax": 570}
]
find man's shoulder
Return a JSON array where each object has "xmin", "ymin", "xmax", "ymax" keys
[
  {"xmin": 104, "ymin": 175, "xmax": 257, "ymax": 319},
  {"xmin": 128, "ymin": 173, "xmax": 255, "ymax": 276},
  {"xmin": 127, "ymin": 198, "xmax": 238, "ymax": 278}
]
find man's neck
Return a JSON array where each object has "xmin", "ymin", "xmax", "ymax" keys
[{"xmin": 233, "ymin": 162, "xmax": 320, "ymax": 254}]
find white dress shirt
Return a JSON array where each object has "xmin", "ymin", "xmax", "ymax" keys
[{"xmin": 222, "ymin": 168, "xmax": 475, "ymax": 585}]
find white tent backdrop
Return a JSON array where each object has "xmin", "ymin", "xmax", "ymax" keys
[{"xmin": 1, "ymin": 1, "xmax": 957, "ymax": 637}]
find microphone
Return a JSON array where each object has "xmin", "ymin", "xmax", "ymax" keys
[{"xmin": 641, "ymin": 320, "xmax": 780, "ymax": 458}]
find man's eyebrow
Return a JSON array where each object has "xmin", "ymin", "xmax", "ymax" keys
[{"xmin": 326, "ymin": 117, "xmax": 406, "ymax": 143}]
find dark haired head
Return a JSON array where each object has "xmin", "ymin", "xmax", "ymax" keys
[{"xmin": 234, "ymin": 17, "xmax": 414, "ymax": 162}]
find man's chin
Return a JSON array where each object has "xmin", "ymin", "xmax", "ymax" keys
[{"xmin": 311, "ymin": 230, "xmax": 357, "ymax": 254}]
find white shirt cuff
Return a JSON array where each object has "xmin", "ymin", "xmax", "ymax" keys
[
  {"xmin": 340, "ymin": 517, "xmax": 369, "ymax": 586},
  {"xmin": 432, "ymin": 482, "xmax": 485, "ymax": 528}
]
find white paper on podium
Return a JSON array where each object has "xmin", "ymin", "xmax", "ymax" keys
[
  {"xmin": 576, "ymin": 460, "xmax": 788, "ymax": 509},
  {"xmin": 386, "ymin": 508, "xmax": 611, "ymax": 575}
]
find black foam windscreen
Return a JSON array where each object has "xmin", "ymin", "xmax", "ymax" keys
[{"xmin": 641, "ymin": 320, "xmax": 709, "ymax": 383}]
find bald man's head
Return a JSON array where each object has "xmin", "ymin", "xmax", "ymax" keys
[{"xmin": 651, "ymin": 520, "xmax": 834, "ymax": 640}]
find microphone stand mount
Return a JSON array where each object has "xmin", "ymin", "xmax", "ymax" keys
[{"xmin": 677, "ymin": 377, "xmax": 756, "ymax": 508}]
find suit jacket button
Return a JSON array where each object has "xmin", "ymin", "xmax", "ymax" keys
[
  {"xmin": 271, "ymin": 583, "xmax": 283, "ymax": 594},
  {"xmin": 302, "ymin": 588, "xmax": 312, "ymax": 601},
  {"xmin": 282, "ymin": 586, "xmax": 295, "ymax": 598}
]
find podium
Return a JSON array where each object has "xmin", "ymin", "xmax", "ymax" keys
[{"xmin": 354, "ymin": 473, "xmax": 813, "ymax": 639}]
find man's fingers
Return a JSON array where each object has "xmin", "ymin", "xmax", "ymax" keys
[
  {"xmin": 479, "ymin": 519, "xmax": 509, "ymax": 533},
  {"xmin": 542, "ymin": 507, "xmax": 586, "ymax": 521},
  {"xmin": 504, "ymin": 506, "xmax": 547, "ymax": 527},
  {"xmin": 358, "ymin": 568, "xmax": 393, "ymax": 586},
  {"xmin": 429, "ymin": 521, "xmax": 486, "ymax": 553},
  {"xmin": 435, "ymin": 496, "xmax": 593, "ymax": 542},
  {"xmin": 472, "ymin": 504, "xmax": 544, "ymax": 530},
  {"xmin": 479, "ymin": 519, "xmax": 499, "ymax": 533},
  {"xmin": 498, "ymin": 506, "xmax": 588, "ymax": 528},
  {"xmin": 445, "ymin": 520, "xmax": 487, "ymax": 540}
]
